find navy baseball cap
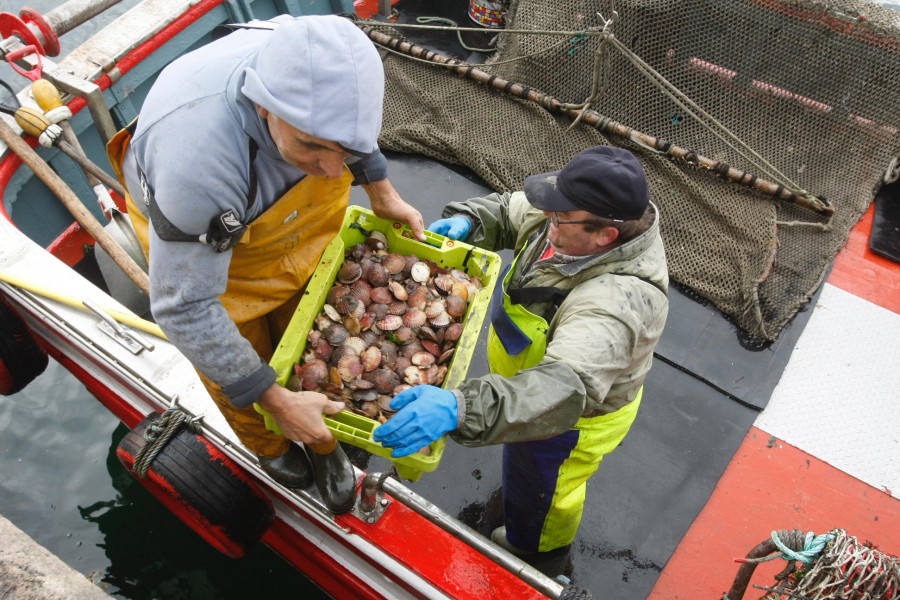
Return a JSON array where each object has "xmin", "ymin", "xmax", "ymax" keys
[{"xmin": 524, "ymin": 146, "xmax": 650, "ymax": 221}]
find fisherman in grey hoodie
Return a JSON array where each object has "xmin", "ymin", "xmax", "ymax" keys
[{"xmin": 109, "ymin": 14, "xmax": 423, "ymax": 513}]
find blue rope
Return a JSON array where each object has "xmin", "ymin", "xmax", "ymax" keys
[{"xmin": 769, "ymin": 530, "xmax": 835, "ymax": 565}]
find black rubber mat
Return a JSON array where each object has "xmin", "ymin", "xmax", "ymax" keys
[{"xmin": 870, "ymin": 178, "xmax": 900, "ymax": 264}]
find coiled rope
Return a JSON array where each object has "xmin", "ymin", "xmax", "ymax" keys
[{"xmin": 132, "ymin": 407, "xmax": 203, "ymax": 478}]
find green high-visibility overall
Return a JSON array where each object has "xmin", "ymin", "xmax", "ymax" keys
[{"xmin": 487, "ymin": 242, "xmax": 641, "ymax": 552}]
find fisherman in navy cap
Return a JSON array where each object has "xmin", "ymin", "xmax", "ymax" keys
[
  {"xmin": 108, "ymin": 15, "xmax": 425, "ymax": 514},
  {"xmin": 375, "ymin": 146, "xmax": 669, "ymax": 560}
]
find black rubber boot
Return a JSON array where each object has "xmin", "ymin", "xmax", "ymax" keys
[
  {"xmin": 308, "ymin": 441, "xmax": 357, "ymax": 514},
  {"xmin": 257, "ymin": 443, "xmax": 313, "ymax": 489}
]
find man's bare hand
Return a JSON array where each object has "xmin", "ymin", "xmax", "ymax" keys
[
  {"xmin": 258, "ymin": 383, "xmax": 345, "ymax": 444},
  {"xmin": 363, "ymin": 178, "xmax": 425, "ymax": 241}
]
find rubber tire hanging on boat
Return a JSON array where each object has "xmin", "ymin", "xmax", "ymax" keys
[
  {"xmin": 0, "ymin": 299, "xmax": 48, "ymax": 396},
  {"xmin": 117, "ymin": 412, "xmax": 275, "ymax": 558}
]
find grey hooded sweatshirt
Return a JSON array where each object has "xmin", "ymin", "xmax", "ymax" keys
[{"xmin": 121, "ymin": 15, "xmax": 388, "ymax": 407}]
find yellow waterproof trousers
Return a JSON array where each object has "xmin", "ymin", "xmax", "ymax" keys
[{"xmin": 108, "ymin": 126, "xmax": 351, "ymax": 456}]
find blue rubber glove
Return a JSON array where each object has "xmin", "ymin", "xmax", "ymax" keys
[
  {"xmin": 427, "ymin": 216, "xmax": 471, "ymax": 241},
  {"xmin": 372, "ymin": 385, "xmax": 458, "ymax": 458}
]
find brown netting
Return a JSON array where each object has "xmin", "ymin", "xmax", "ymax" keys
[{"xmin": 366, "ymin": 0, "xmax": 900, "ymax": 341}]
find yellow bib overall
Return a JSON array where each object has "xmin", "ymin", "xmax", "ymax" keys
[
  {"xmin": 486, "ymin": 241, "xmax": 642, "ymax": 552},
  {"xmin": 108, "ymin": 126, "xmax": 351, "ymax": 457}
]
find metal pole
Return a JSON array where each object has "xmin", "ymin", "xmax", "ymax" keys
[{"xmin": 42, "ymin": 0, "xmax": 125, "ymax": 38}]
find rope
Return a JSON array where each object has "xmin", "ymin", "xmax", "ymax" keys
[
  {"xmin": 415, "ymin": 17, "xmax": 496, "ymax": 53},
  {"xmin": 740, "ymin": 530, "xmax": 834, "ymax": 565},
  {"xmin": 131, "ymin": 407, "xmax": 203, "ymax": 478}
]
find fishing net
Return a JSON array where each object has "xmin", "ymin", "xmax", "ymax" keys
[
  {"xmin": 368, "ymin": 0, "xmax": 900, "ymax": 342},
  {"xmin": 739, "ymin": 529, "xmax": 900, "ymax": 599}
]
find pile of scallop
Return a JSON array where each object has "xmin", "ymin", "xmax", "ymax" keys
[{"xmin": 288, "ymin": 230, "xmax": 484, "ymax": 427}]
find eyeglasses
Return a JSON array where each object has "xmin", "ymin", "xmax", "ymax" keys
[{"xmin": 550, "ymin": 211, "xmax": 611, "ymax": 227}]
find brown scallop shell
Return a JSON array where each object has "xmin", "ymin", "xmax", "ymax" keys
[
  {"xmin": 402, "ymin": 308, "xmax": 427, "ymax": 329},
  {"xmin": 392, "ymin": 326, "xmax": 415, "ymax": 344},
  {"xmin": 376, "ymin": 315, "xmax": 403, "ymax": 331},
  {"xmin": 365, "ymin": 263, "xmax": 390, "ymax": 288},
  {"xmin": 370, "ymin": 286, "xmax": 393, "ymax": 305},
  {"xmin": 433, "ymin": 273, "xmax": 455, "ymax": 292},
  {"xmin": 446, "ymin": 295, "xmax": 467, "ymax": 318},
  {"xmin": 388, "ymin": 281, "xmax": 409, "ymax": 301},
  {"xmin": 411, "ymin": 351, "xmax": 436, "ymax": 367},
  {"xmin": 404, "ymin": 366, "xmax": 426, "ymax": 385},
  {"xmin": 337, "ymin": 354, "xmax": 363, "ymax": 382},
  {"xmin": 444, "ymin": 322, "xmax": 463, "ymax": 342},
  {"xmin": 424, "ymin": 299, "xmax": 446, "ymax": 319},
  {"xmin": 360, "ymin": 346, "xmax": 382, "ymax": 371},
  {"xmin": 387, "ymin": 301, "xmax": 408, "ymax": 316},
  {"xmin": 342, "ymin": 336, "xmax": 367, "ymax": 355},
  {"xmin": 421, "ymin": 339, "xmax": 441, "ymax": 357},
  {"xmin": 335, "ymin": 294, "xmax": 361, "ymax": 316},
  {"xmin": 382, "ymin": 253, "xmax": 406, "ymax": 275},
  {"xmin": 324, "ymin": 322, "xmax": 349, "ymax": 346},
  {"xmin": 366, "ymin": 230, "xmax": 388, "ymax": 251},
  {"xmin": 338, "ymin": 261, "xmax": 362, "ymax": 284},
  {"xmin": 407, "ymin": 286, "xmax": 429, "ymax": 310},
  {"xmin": 295, "ymin": 359, "xmax": 328, "ymax": 391},
  {"xmin": 342, "ymin": 315, "xmax": 361, "ymax": 337},
  {"xmin": 349, "ymin": 280, "xmax": 372, "ymax": 305},
  {"xmin": 450, "ymin": 282, "xmax": 469, "ymax": 300},
  {"xmin": 429, "ymin": 311, "xmax": 452, "ymax": 328}
]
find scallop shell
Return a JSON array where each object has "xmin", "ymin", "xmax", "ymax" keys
[
  {"xmin": 412, "ymin": 351, "xmax": 436, "ymax": 367},
  {"xmin": 429, "ymin": 311, "xmax": 452, "ymax": 328},
  {"xmin": 358, "ymin": 400, "xmax": 381, "ymax": 418},
  {"xmin": 410, "ymin": 261, "xmax": 430, "ymax": 283},
  {"xmin": 424, "ymin": 299, "xmax": 446, "ymax": 319},
  {"xmin": 369, "ymin": 286, "xmax": 393, "ymax": 305},
  {"xmin": 327, "ymin": 285, "xmax": 351, "ymax": 306},
  {"xmin": 376, "ymin": 315, "xmax": 403, "ymax": 331},
  {"xmin": 360, "ymin": 346, "xmax": 382, "ymax": 371},
  {"xmin": 342, "ymin": 336, "xmax": 367, "ymax": 355},
  {"xmin": 376, "ymin": 395, "xmax": 396, "ymax": 414},
  {"xmin": 338, "ymin": 261, "xmax": 362, "ymax": 284},
  {"xmin": 346, "ymin": 379, "xmax": 375, "ymax": 390},
  {"xmin": 407, "ymin": 286, "xmax": 429, "ymax": 310},
  {"xmin": 365, "ymin": 263, "xmax": 390, "ymax": 288},
  {"xmin": 388, "ymin": 281, "xmax": 409, "ymax": 301},
  {"xmin": 387, "ymin": 300, "xmax": 408, "ymax": 316},
  {"xmin": 402, "ymin": 308, "xmax": 427, "ymax": 329},
  {"xmin": 404, "ymin": 366, "xmax": 426, "ymax": 385},
  {"xmin": 337, "ymin": 354, "xmax": 363, "ymax": 382},
  {"xmin": 349, "ymin": 280, "xmax": 372, "ymax": 305},
  {"xmin": 352, "ymin": 388, "xmax": 380, "ymax": 403},
  {"xmin": 366, "ymin": 230, "xmax": 388, "ymax": 250},
  {"xmin": 296, "ymin": 359, "xmax": 328, "ymax": 390},
  {"xmin": 446, "ymin": 295, "xmax": 467, "ymax": 318},
  {"xmin": 342, "ymin": 315, "xmax": 361, "ymax": 337},
  {"xmin": 367, "ymin": 303, "xmax": 389, "ymax": 321},
  {"xmin": 450, "ymin": 282, "xmax": 469, "ymax": 300},
  {"xmin": 438, "ymin": 348, "xmax": 455, "ymax": 365},
  {"xmin": 382, "ymin": 253, "xmax": 406, "ymax": 275},
  {"xmin": 392, "ymin": 326, "xmax": 415, "ymax": 344},
  {"xmin": 323, "ymin": 303, "xmax": 341, "ymax": 322},
  {"xmin": 450, "ymin": 269, "xmax": 470, "ymax": 281},
  {"xmin": 418, "ymin": 326, "xmax": 441, "ymax": 344},
  {"xmin": 421, "ymin": 339, "xmax": 441, "ymax": 357},
  {"xmin": 433, "ymin": 273, "xmax": 455, "ymax": 292},
  {"xmin": 369, "ymin": 368, "xmax": 399, "ymax": 394},
  {"xmin": 335, "ymin": 294, "xmax": 362, "ymax": 316},
  {"xmin": 444, "ymin": 322, "xmax": 463, "ymax": 342},
  {"xmin": 324, "ymin": 323, "xmax": 349, "ymax": 346},
  {"xmin": 399, "ymin": 339, "xmax": 424, "ymax": 357}
]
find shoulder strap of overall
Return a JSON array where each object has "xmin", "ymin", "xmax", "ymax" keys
[{"xmin": 140, "ymin": 138, "xmax": 258, "ymax": 250}]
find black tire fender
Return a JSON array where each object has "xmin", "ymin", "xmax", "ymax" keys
[{"xmin": 117, "ymin": 413, "xmax": 275, "ymax": 558}]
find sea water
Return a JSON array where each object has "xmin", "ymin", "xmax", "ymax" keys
[{"xmin": 0, "ymin": 1, "xmax": 330, "ymax": 597}]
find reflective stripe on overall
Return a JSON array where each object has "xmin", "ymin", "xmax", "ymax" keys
[
  {"xmin": 107, "ymin": 125, "xmax": 351, "ymax": 457},
  {"xmin": 487, "ymin": 241, "xmax": 642, "ymax": 552}
]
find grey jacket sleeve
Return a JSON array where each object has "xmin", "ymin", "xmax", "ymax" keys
[{"xmin": 146, "ymin": 227, "xmax": 276, "ymax": 408}]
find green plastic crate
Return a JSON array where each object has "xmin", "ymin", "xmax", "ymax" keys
[{"xmin": 259, "ymin": 206, "xmax": 501, "ymax": 481}]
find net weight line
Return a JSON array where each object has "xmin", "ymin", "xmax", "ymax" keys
[{"xmin": 360, "ymin": 23, "xmax": 835, "ymax": 218}]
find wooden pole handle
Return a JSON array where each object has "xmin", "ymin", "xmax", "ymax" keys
[{"xmin": 0, "ymin": 117, "xmax": 150, "ymax": 296}]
